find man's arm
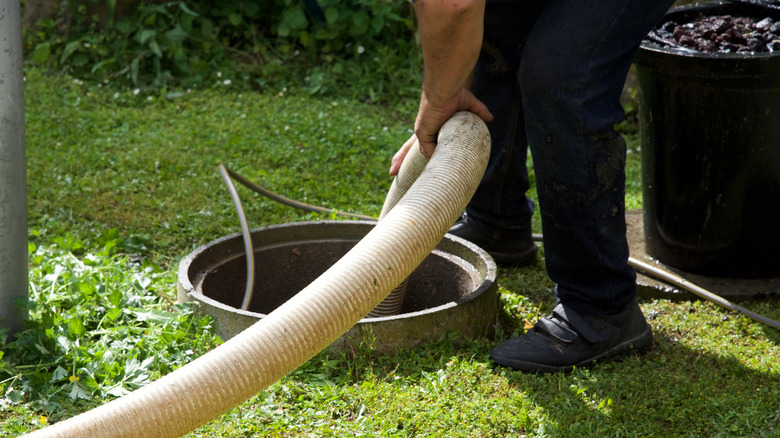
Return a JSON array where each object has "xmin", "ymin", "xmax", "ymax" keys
[{"xmin": 413, "ymin": 0, "xmax": 492, "ymax": 157}]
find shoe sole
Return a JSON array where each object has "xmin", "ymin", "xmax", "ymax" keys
[{"xmin": 492, "ymin": 325, "xmax": 654, "ymax": 373}]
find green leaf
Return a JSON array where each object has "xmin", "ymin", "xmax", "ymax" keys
[
  {"xmin": 371, "ymin": 14, "xmax": 385, "ymax": 34},
  {"xmin": 7, "ymin": 389, "xmax": 25, "ymax": 403},
  {"xmin": 164, "ymin": 25, "xmax": 190, "ymax": 43},
  {"xmin": 135, "ymin": 29, "xmax": 157, "ymax": 45},
  {"xmin": 68, "ymin": 317, "xmax": 84, "ymax": 337},
  {"xmin": 282, "ymin": 6, "xmax": 308, "ymax": 31},
  {"xmin": 131, "ymin": 309, "xmax": 173, "ymax": 324},
  {"xmin": 69, "ymin": 381, "xmax": 91, "ymax": 400},
  {"xmin": 131, "ymin": 58, "xmax": 140, "ymax": 85},
  {"xmin": 179, "ymin": 2, "xmax": 199, "ymax": 16},
  {"xmin": 245, "ymin": 3, "xmax": 260, "ymax": 17},
  {"xmin": 201, "ymin": 18, "xmax": 215, "ymax": 39},
  {"xmin": 60, "ymin": 41, "xmax": 81, "ymax": 63},
  {"xmin": 91, "ymin": 58, "xmax": 117, "ymax": 74},
  {"xmin": 325, "ymin": 7, "xmax": 339, "ymax": 25},
  {"xmin": 123, "ymin": 357, "xmax": 153, "ymax": 388},
  {"xmin": 351, "ymin": 10, "xmax": 370, "ymax": 36},
  {"xmin": 180, "ymin": 13, "xmax": 195, "ymax": 33},
  {"xmin": 314, "ymin": 27, "xmax": 331, "ymax": 40},
  {"xmin": 133, "ymin": 274, "xmax": 152, "ymax": 290},
  {"xmin": 228, "ymin": 13, "xmax": 242, "ymax": 26},
  {"xmin": 278, "ymin": 22, "xmax": 291, "ymax": 37},
  {"xmin": 106, "ymin": 307, "xmax": 123, "ymax": 321},
  {"xmin": 78, "ymin": 280, "xmax": 95, "ymax": 295},
  {"xmin": 33, "ymin": 43, "xmax": 51, "ymax": 65},
  {"xmin": 56, "ymin": 335, "xmax": 72, "ymax": 353},
  {"xmin": 52, "ymin": 366, "xmax": 68, "ymax": 382},
  {"xmin": 300, "ymin": 30, "xmax": 314, "ymax": 48},
  {"xmin": 149, "ymin": 40, "xmax": 163, "ymax": 58},
  {"xmin": 105, "ymin": 383, "xmax": 129, "ymax": 397},
  {"xmin": 108, "ymin": 289, "xmax": 123, "ymax": 307},
  {"xmin": 116, "ymin": 19, "xmax": 134, "ymax": 33},
  {"xmin": 71, "ymin": 53, "xmax": 89, "ymax": 67},
  {"xmin": 35, "ymin": 343, "xmax": 50, "ymax": 355}
]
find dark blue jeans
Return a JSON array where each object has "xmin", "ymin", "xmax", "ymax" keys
[{"xmin": 467, "ymin": 0, "xmax": 675, "ymax": 315}]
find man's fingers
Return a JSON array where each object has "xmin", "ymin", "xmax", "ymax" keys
[
  {"xmin": 470, "ymin": 97, "xmax": 494, "ymax": 123},
  {"xmin": 389, "ymin": 134, "xmax": 417, "ymax": 176}
]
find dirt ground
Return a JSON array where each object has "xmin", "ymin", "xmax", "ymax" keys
[{"xmin": 626, "ymin": 210, "xmax": 780, "ymax": 301}]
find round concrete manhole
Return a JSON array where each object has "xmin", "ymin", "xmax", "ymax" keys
[{"xmin": 177, "ymin": 220, "xmax": 498, "ymax": 352}]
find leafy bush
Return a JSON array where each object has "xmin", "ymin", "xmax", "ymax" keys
[
  {"xmin": 0, "ymin": 229, "xmax": 222, "ymax": 421},
  {"xmin": 24, "ymin": 0, "xmax": 422, "ymax": 102}
]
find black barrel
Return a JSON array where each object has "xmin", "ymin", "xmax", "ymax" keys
[{"xmin": 637, "ymin": 2, "xmax": 780, "ymax": 277}]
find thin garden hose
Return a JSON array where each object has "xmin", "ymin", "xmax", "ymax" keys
[
  {"xmin": 532, "ymin": 233, "xmax": 780, "ymax": 330},
  {"xmin": 218, "ymin": 140, "xmax": 430, "ymax": 317},
  {"xmin": 218, "ymin": 164, "xmax": 255, "ymax": 310},
  {"xmin": 226, "ymin": 171, "xmax": 780, "ymax": 330},
  {"xmin": 23, "ymin": 111, "xmax": 491, "ymax": 438},
  {"xmin": 220, "ymin": 164, "xmax": 375, "ymax": 313},
  {"xmin": 222, "ymin": 165, "xmax": 375, "ymax": 220},
  {"xmin": 627, "ymin": 258, "xmax": 780, "ymax": 329}
]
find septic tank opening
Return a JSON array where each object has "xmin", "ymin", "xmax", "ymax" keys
[{"xmin": 178, "ymin": 221, "xmax": 498, "ymax": 352}]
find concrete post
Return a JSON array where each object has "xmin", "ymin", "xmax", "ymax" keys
[{"xmin": 0, "ymin": 0, "xmax": 28, "ymax": 336}]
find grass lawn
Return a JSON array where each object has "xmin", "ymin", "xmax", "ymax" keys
[{"xmin": 2, "ymin": 68, "xmax": 779, "ymax": 437}]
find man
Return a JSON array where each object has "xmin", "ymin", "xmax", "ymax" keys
[{"xmin": 390, "ymin": 0, "xmax": 675, "ymax": 373}]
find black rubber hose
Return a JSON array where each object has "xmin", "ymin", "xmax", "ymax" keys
[
  {"xmin": 218, "ymin": 164, "xmax": 255, "ymax": 311},
  {"xmin": 628, "ymin": 257, "xmax": 780, "ymax": 329},
  {"xmin": 222, "ymin": 166, "xmax": 376, "ymax": 221},
  {"xmin": 228, "ymin": 177, "xmax": 780, "ymax": 331}
]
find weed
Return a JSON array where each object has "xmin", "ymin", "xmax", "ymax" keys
[{"xmin": 1, "ymin": 229, "xmax": 221, "ymax": 425}]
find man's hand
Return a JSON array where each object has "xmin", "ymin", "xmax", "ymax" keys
[
  {"xmin": 414, "ymin": 87, "xmax": 492, "ymax": 159},
  {"xmin": 389, "ymin": 86, "xmax": 491, "ymax": 176}
]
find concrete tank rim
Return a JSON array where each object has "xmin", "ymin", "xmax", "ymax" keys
[{"xmin": 177, "ymin": 220, "xmax": 497, "ymax": 323}]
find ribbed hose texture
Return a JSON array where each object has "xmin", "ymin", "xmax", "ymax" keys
[
  {"xmin": 367, "ymin": 137, "xmax": 429, "ymax": 316},
  {"xmin": 23, "ymin": 112, "xmax": 490, "ymax": 438}
]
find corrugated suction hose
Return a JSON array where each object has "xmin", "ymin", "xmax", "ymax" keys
[
  {"xmin": 23, "ymin": 111, "xmax": 490, "ymax": 438},
  {"xmin": 367, "ymin": 134, "xmax": 430, "ymax": 316}
]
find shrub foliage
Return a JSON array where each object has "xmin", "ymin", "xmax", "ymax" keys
[{"xmin": 25, "ymin": 0, "xmax": 422, "ymax": 101}]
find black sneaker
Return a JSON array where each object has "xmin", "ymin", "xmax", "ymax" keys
[
  {"xmin": 490, "ymin": 301, "xmax": 653, "ymax": 373},
  {"xmin": 448, "ymin": 214, "xmax": 537, "ymax": 266}
]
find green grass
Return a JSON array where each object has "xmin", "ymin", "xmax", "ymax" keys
[
  {"xmin": 24, "ymin": 70, "xmax": 416, "ymax": 260},
  {"xmin": 3, "ymin": 68, "xmax": 779, "ymax": 437}
]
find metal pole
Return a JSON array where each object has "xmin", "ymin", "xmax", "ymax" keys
[{"xmin": 0, "ymin": 0, "xmax": 28, "ymax": 336}]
